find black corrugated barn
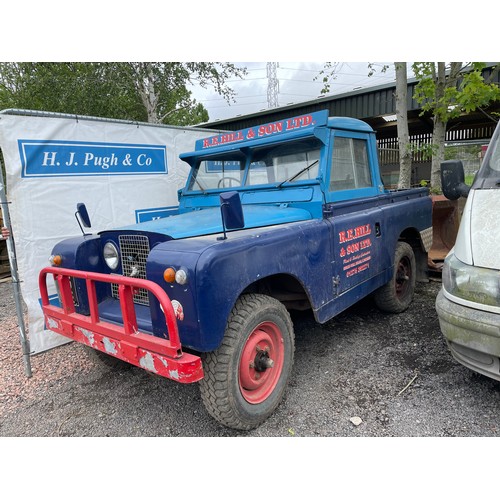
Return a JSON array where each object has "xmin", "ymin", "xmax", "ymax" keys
[{"xmin": 201, "ymin": 64, "xmax": 500, "ymax": 186}]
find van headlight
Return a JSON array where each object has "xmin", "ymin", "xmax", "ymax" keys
[
  {"xmin": 443, "ymin": 252, "xmax": 500, "ymax": 307},
  {"xmin": 103, "ymin": 241, "xmax": 119, "ymax": 270}
]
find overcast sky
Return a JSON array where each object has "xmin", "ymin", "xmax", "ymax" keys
[
  {"xmin": 190, "ymin": 62, "xmax": 407, "ymax": 123},
  {"xmin": 2, "ymin": 3, "xmax": 490, "ymax": 127}
]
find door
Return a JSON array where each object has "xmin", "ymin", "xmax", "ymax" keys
[{"xmin": 325, "ymin": 132, "xmax": 384, "ymax": 296}]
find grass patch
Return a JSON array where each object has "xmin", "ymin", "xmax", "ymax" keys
[{"xmin": 465, "ymin": 174, "xmax": 475, "ymax": 186}]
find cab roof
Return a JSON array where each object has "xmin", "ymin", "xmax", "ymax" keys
[{"xmin": 180, "ymin": 110, "xmax": 374, "ymax": 162}]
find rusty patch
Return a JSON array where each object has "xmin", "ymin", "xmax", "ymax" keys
[
  {"xmin": 103, "ymin": 337, "xmax": 118, "ymax": 355},
  {"xmin": 139, "ymin": 352, "xmax": 157, "ymax": 373},
  {"xmin": 75, "ymin": 326, "xmax": 95, "ymax": 346}
]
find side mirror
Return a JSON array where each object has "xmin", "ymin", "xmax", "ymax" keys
[
  {"xmin": 76, "ymin": 203, "xmax": 91, "ymax": 228},
  {"xmin": 219, "ymin": 191, "xmax": 244, "ymax": 240},
  {"xmin": 75, "ymin": 203, "xmax": 91, "ymax": 235},
  {"xmin": 440, "ymin": 160, "xmax": 471, "ymax": 200}
]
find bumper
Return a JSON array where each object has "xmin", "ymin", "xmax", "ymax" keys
[
  {"xmin": 39, "ymin": 267, "xmax": 203, "ymax": 383},
  {"xmin": 436, "ymin": 289, "xmax": 500, "ymax": 381}
]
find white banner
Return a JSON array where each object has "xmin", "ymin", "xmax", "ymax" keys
[{"xmin": 0, "ymin": 111, "xmax": 217, "ymax": 354}]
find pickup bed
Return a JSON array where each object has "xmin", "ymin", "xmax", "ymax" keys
[{"xmin": 39, "ymin": 110, "xmax": 433, "ymax": 429}]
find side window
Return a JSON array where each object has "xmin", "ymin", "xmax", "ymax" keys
[{"xmin": 330, "ymin": 136, "xmax": 372, "ymax": 191}]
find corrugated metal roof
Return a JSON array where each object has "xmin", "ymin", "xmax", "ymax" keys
[{"xmin": 199, "ymin": 64, "xmax": 500, "ymax": 143}]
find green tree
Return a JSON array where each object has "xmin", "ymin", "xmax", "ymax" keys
[
  {"xmin": 0, "ymin": 63, "xmax": 140, "ymax": 119},
  {"xmin": 412, "ymin": 62, "xmax": 500, "ymax": 189},
  {"xmin": 318, "ymin": 62, "xmax": 500, "ymax": 190},
  {"xmin": 0, "ymin": 62, "xmax": 246, "ymax": 125}
]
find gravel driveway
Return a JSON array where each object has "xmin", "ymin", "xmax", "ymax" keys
[{"xmin": 1, "ymin": 277, "xmax": 499, "ymax": 437}]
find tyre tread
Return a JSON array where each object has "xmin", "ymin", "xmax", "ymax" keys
[
  {"xmin": 374, "ymin": 241, "xmax": 416, "ymax": 313},
  {"xmin": 200, "ymin": 293, "xmax": 294, "ymax": 430}
]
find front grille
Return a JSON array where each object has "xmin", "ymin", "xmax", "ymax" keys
[
  {"xmin": 54, "ymin": 276, "xmax": 79, "ymax": 307},
  {"xmin": 111, "ymin": 234, "xmax": 151, "ymax": 305}
]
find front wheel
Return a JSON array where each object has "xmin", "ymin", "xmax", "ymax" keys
[
  {"xmin": 200, "ymin": 294, "xmax": 295, "ymax": 430},
  {"xmin": 374, "ymin": 241, "xmax": 416, "ymax": 313}
]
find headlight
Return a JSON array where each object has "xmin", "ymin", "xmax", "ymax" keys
[
  {"xmin": 163, "ymin": 267, "xmax": 188, "ymax": 285},
  {"xmin": 175, "ymin": 269, "xmax": 188, "ymax": 285},
  {"xmin": 103, "ymin": 241, "xmax": 119, "ymax": 270},
  {"xmin": 443, "ymin": 252, "xmax": 500, "ymax": 307}
]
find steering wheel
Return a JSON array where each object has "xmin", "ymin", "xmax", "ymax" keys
[{"xmin": 218, "ymin": 176, "xmax": 240, "ymax": 188}]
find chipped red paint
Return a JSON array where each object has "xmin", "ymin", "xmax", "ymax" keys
[{"xmin": 39, "ymin": 267, "xmax": 203, "ymax": 383}]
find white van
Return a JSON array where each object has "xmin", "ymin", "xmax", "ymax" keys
[{"xmin": 436, "ymin": 122, "xmax": 500, "ymax": 380}]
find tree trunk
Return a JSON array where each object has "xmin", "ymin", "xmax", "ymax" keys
[
  {"xmin": 135, "ymin": 63, "xmax": 160, "ymax": 124},
  {"xmin": 430, "ymin": 62, "xmax": 462, "ymax": 190},
  {"xmin": 431, "ymin": 116, "xmax": 446, "ymax": 189},
  {"xmin": 430, "ymin": 62, "xmax": 448, "ymax": 190},
  {"xmin": 395, "ymin": 62, "xmax": 412, "ymax": 189}
]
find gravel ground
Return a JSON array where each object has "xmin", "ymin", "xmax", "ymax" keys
[{"xmin": 1, "ymin": 276, "xmax": 500, "ymax": 438}]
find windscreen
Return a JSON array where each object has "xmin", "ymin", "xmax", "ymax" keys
[
  {"xmin": 476, "ymin": 129, "xmax": 500, "ymax": 188},
  {"xmin": 246, "ymin": 139, "xmax": 321, "ymax": 186},
  {"xmin": 188, "ymin": 156, "xmax": 245, "ymax": 191},
  {"xmin": 187, "ymin": 138, "xmax": 322, "ymax": 192}
]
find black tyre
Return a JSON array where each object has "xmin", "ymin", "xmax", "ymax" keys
[
  {"xmin": 374, "ymin": 241, "xmax": 416, "ymax": 313},
  {"xmin": 200, "ymin": 293, "xmax": 295, "ymax": 430},
  {"xmin": 84, "ymin": 346, "xmax": 132, "ymax": 371}
]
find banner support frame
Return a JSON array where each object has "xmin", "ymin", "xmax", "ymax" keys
[{"xmin": 0, "ymin": 153, "xmax": 32, "ymax": 378}]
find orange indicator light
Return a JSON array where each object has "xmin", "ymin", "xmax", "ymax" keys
[
  {"xmin": 163, "ymin": 267, "xmax": 176, "ymax": 283},
  {"xmin": 50, "ymin": 255, "xmax": 62, "ymax": 266}
]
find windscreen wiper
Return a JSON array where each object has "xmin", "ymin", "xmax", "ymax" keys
[
  {"xmin": 277, "ymin": 160, "xmax": 319, "ymax": 188},
  {"xmin": 194, "ymin": 177, "xmax": 206, "ymax": 192}
]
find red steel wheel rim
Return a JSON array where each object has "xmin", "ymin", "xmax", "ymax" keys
[
  {"xmin": 395, "ymin": 256, "xmax": 412, "ymax": 299},
  {"xmin": 239, "ymin": 321, "xmax": 285, "ymax": 404}
]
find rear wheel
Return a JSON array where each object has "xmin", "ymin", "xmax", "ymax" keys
[
  {"xmin": 374, "ymin": 241, "xmax": 416, "ymax": 313},
  {"xmin": 200, "ymin": 294, "xmax": 295, "ymax": 430}
]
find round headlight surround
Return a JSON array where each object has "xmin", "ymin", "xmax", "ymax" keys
[
  {"xmin": 175, "ymin": 268, "xmax": 188, "ymax": 285},
  {"xmin": 103, "ymin": 241, "xmax": 120, "ymax": 270}
]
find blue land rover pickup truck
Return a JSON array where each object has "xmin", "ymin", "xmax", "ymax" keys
[{"xmin": 39, "ymin": 110, "xmax": 433, "ymax": 430}]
